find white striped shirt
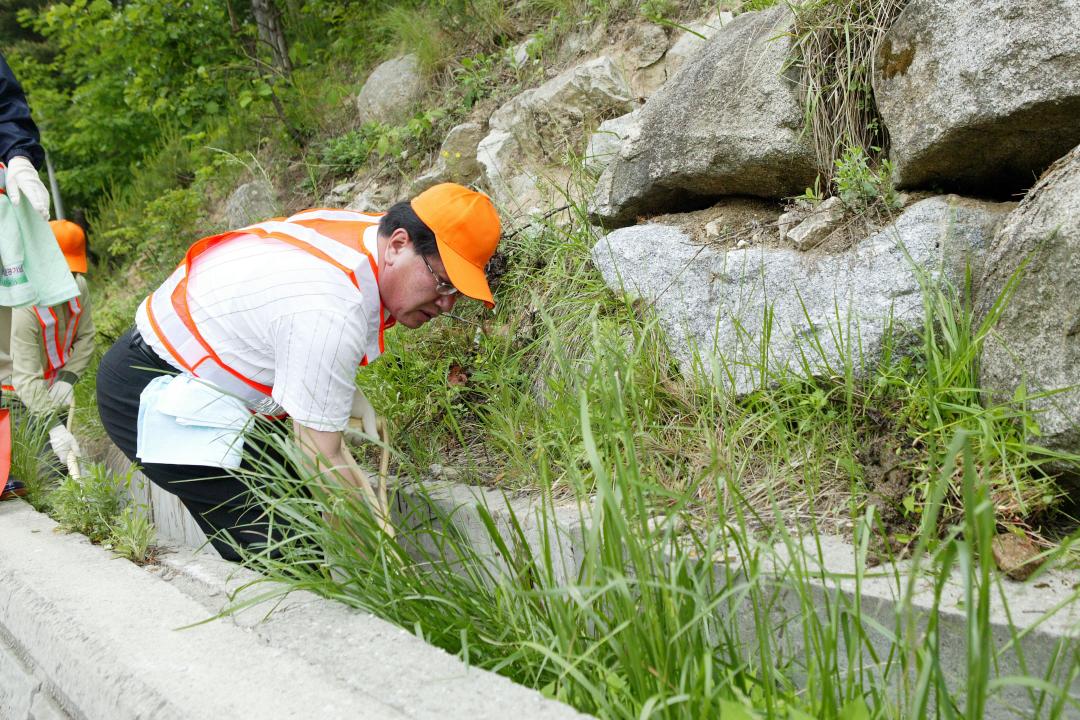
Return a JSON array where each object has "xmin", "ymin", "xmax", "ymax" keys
[{"xmin": 136, "ymin": 224, "xmax": 382, "ymax": 432}]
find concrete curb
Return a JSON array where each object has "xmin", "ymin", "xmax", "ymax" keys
[{"xmin": 0, "ymin": 500, "xmax": 589, "ymax": 720}]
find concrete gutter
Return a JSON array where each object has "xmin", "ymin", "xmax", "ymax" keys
[
  {"xmin": 97, "ymin": 442, "xmax": 1080, "ymax": 718},
  {"xmin": 0, "ymin": 500, "xmax": 589, "ymax": 720}
]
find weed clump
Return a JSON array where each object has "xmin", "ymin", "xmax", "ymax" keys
[{"xmin": 789, "ymin": 0, "xmax": 909, "ymax": 189}]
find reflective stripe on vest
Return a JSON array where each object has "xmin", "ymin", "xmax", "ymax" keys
[
  {"xmin": 139, "ymin": 209, "xmax": 388, "ymax": 413},
  {"xmin": 32, "ymin": 297, "xmax": 83, "ymax": 382}
]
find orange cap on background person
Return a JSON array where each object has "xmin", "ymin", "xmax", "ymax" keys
[
  {"xmin": 410, "ymin": 183, "xmax": 501, "ymax": 308},
  {"xmin": 49, "ymin": 219, "xmax": 87, "ymax": 273}
]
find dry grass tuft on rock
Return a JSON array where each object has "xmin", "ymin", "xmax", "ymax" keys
[{"xmin": 788, "ymin": 0, "xmax": 909, "ymax": 187}]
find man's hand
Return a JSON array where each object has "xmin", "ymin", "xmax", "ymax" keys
[
  {"xmin": 48, "ymin": 424, "xmax": 80, "ymax": 465},
  {"xmin": 343, "ymin": 388, "xmax": 380, "ymax": 447},
  {"xmin": 5, "ymin": 156, "xmax": 51, "ymax": 220},
  {"xmin": 293, "ymin": 419, "xmax": 391, "ymax": 535},
  {"xmin": 48, "ymin": 380, "xmax": 74, "ymax": 408}
]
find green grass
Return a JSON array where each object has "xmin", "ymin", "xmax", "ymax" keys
[
  {"xmin": 5, "ymin": 395, "xmax": 155, "ymax": 560},
  {"xmin": 229, "ymin": 344, "xmax": 1080, "ymax": 719}
]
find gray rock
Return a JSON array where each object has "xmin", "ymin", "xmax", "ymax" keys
[
  {"xmin": 345, "ymin": 184, "xmax": 395, "ymax": 213},
  {"xmin": 592, "ymin": 196, "xmax": 1011, "ymax": 392},
  {"xmin": 590, "ymin": 5, "xmax": 817, "ymax": 228},
  {"xmin": 476, "ymin": 129, "xmax": 546, "ymax": 216},
  {"xmin": 355, "ymin": 54, "xmax": 424, "ymax": 125},
  {"xmin": 223, "ymin": 180, "xmax": 277, "ymax": 228},
  {"xmin": 488, "ymin": 55, "xmax": 633, "ymax": 155},
  {"xmin": 479, "ymin": 56, "xmax": 632, "ymax": 213},
  {"xmin": 664, "ymin": 10, "xmax": 733, "ymax": 73},
  {"xmin": 778, "ymin": 207, "xmax": 808, "ymax": 243},
  {"xmin": 626, "ymin": 24, "xmax": 668, "ymax": 69},
  {"xmin": 584, "ymin": 109, "xmax": 641, "ymax": 171},
  {"xmin": 787, "ymin": 196, "xmax": 845, "ymax": 251},
  {"xmin": 623, "ymin": 11, "xmax": 732, "ymax": 100},
  {"xmin": 977, "ymin": 143, "xmax": 1080, "ymax": 456},
  {"xmin": 874, "ymin": 0, "xmax": 1080, "ymax": 194},
  {"xmin": 326, "ymin": 180, "xmax": 360, "ymax": 205}
]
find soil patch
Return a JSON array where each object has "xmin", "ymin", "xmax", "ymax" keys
[{"xmin": 856, "ymin": 422, "xmax": 921, "ymax": 563}]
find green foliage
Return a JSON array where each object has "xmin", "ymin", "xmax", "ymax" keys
[
  {"xmin": 5, "ymin": 403, "xmax": 58, "ymax": 509},
  {"xmin": 456, "ymin": 52, "xmax": 500, "ymax": 109},
  {"xmin": 106, "ymin": 504, "xmax": 156, "ymax": 563},
  {"xmin": 322, "ymin": 109, "xmax": 447, "ymax": 175},
  {"xmin": 833, "ymin": 145, "xmax": 900, "ymax": 210},
  {"xmin": 101, "ymin": 186, "xmax": 208, "ymax": 267},
  {"xmin": 740, "ymin": 0, "xmax": 780, "ymax": 10},
  {"xmin": 10, "ymin": 0, "xmax": 246, "ymax": 208},
  {"xmin": 48, "ymin": 461, "xmax": 129, "ymax": 544}
]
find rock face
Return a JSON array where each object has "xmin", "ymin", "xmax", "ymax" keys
[
  {"xmin": 584, "ymin": 110, "xmax": 641, "ymax": 172},
  {"xmin": 624, "ymin": 10, "xmax": 733, "ymax": 99},
  {"xmin": 977, "ymin": 144, "xmax": 1080, "ymax": 456},
  {"xmin": 589, "ymin": 4, "xmax": 816, "ymax": 228},
  {"xmin": 874, "ymin": 0, "xmax": 1080, "ymax": 195},
  {"xmin": 478, "ymin": 55, "xmax": 633, "ymax": 215},
  {"xmin": 223, "ymin": 181, "xmax": 277, "ymax": 227},
  {"xmin": 592, "ymin": 196, "xmax": 1012, "ymax": 392},
  {"xmin": 355, "ymin": 54, "xmax": 424, "ymax": 125},
  {"xmin": 411, "ymin": 122, "xmax": 486, "ymax": 194}
]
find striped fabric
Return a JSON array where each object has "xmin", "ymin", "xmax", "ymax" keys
[{"xmin": 135, "ymin": 210, "xmax": 388, "ymax": 429}]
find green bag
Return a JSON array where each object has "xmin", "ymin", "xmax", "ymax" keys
[{"xmin": 0, "ymin": 194, "xmax": 78, "ymax": 308}]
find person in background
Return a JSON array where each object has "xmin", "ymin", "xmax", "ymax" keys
[{"xmin": 0, "ymin": 218, "xmax": 93, "ymax": 500}]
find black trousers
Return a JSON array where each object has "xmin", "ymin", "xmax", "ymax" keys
[{"xmin": 96, "ymin": 329, "xmax": 293, "ymax": 561}]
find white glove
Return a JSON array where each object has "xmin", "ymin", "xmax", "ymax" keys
[
  {"xmin": 48, "ymin": 424, "xmax": 80, "ymax": 465},
  {"xmin": 349, "ymin": 388, "xmax": 380, "ymax": 440},
  {"xmin": 343, "ymin": 389, "xmax": 379, "ymax": 446},
  {"xmin": 48, "ymin": 380, "xmax": 74, "ymax": 408},
  {"xmin": 5, "ymin": 156, "xmax": 51, "ymax": 220}
]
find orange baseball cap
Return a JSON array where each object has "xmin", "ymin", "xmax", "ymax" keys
[
  {"xmin": 49, "ymin": 219, "xmax": 87, "ymax": 273},
  {"xmin": 410, "ymin": 183, "xmax": 501, "ymax": 307}
]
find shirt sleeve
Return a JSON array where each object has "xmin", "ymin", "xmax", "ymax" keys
[
  {"xmin": 10, "ymin": 305, "xmax": 54, "ymax": 416},
  {"xmin": 269, "ymin": 308, "xmax": 366, "ymax": 432},
  {"xmin": 0, "ymin": 52, "xmax": 44, "ymax": 168}
]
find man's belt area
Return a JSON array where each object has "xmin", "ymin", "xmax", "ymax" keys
[
  {"xmin": 129, "ymin": 328, "xmax": 288, "ymax": 419},
  {"xmin": 129, "ymin": 328, "xmax": 177, "ymax": 372}
]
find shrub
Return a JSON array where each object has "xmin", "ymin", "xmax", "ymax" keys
[
  {"xmin": 833, "ymin": 145, "xmax": 900, "ymax": 209},
  {"xmin": 48, "ymin": 462, "xmax": 130, "ymax": 544}
]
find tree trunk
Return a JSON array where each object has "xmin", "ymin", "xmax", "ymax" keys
[{"xmin": 250, "ymin": 0, "xmax": 292, "ymax": 77}]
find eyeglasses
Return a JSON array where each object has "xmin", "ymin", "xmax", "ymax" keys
[{"xmin": 422, "ymin": 254, "xmax": 459, "ymax": 296}]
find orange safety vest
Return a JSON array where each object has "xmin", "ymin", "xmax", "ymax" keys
[
  {"xmin": 138, "ymin": 209, "xmax": 391, "ymax": 415},
  {"xmin": 33, "ymin": 297, "xmax": 84, "ymax": 382}
]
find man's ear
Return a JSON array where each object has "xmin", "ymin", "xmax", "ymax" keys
[{"xmin": 383, "ymin": 227, "xmax": 411, "ymax": 266}]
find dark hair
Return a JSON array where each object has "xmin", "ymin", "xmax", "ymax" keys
[{"xmin": 379, "ymin": 201, "xmax": 439, "ymax": 257}]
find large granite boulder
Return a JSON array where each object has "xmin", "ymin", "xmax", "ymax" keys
[
  {"xmin": 355, "ymin": 54, "xmax": 425, "ymax": 125},
  {"xmin": 874, "ymin": 0, "xmax": 1080, "ymax": 195},
  {"xmin": 478, "ymin": 55, "xmax": 633, "ymax": 215},
  {"xmin": 223, "ymin": 181, "xmax": 277, "ymax": 227},
  {"xmin": 592, "ymin": 196, "xmax": 1012, "ymax": 392},
  {"xmin": 589, "ymin": 4, "xmax": 817, "ymax": 228},
  {"xmin": 977, "ymin": 144, "xmax": 1080, "ymax": 456}
]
